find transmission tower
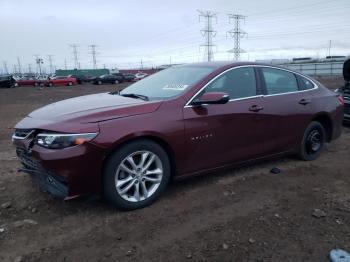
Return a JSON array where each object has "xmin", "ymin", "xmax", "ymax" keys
[
  {"xmin": 227, "ymin": 14, "xmax": 247, "ymax": 61},
  {"xmin": 27, "ymin": 64, "xmax": 32, "ymax": 74},
  {"xmin": 17, "ymin": 57, "xmax": 22, "ymax": 74},
  {"xmin": 47, "ymin": 55, "xmax": 54, "ymax": 74},
  {"xmin": 3, "ymin": 61, "xmax": 9, "ymax": 74},
  {"xmin": 198, "ymin": 10, "xmax": 218, "ymax": 62},
  {"xmin": 89, "ymin": 45, "xmax": 98, "ymax": 69},
  {"xmin": 70, "ymin": 44, "xmax": 79, "ymax": 69}
]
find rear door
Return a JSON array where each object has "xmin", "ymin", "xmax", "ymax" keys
[
  {"xmin": 183, "ymin": 66, "xmax": 266, "ymax": 173},
  {"xmin": 256, "ymin": 67, "xmax": 309, "ymax": 155}
]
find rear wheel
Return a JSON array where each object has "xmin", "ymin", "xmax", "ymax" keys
[
  {"xmin": 48, "ymin": 82, "xmax": 53, "ymax": 87},
  {"xmin": 114, "ymin": 80, "xmax": 119, "ymax": 84},
  {"xmin": 103, "ymin": 139, "xmax": 170, "ymax": 210},
  {"xmin": 298, "ymin": 121, "xmax": 326, "ymax": 161},
  {"xmin": 67, "ymin": 81, "xmax": 73, "ymax": 86},
  {"xmin": 98, "ymin": 80, "xmax": 102, "ymax": 85}
]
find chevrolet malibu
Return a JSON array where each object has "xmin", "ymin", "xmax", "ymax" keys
[{"xmin": 12, "ymin": 62, "xmax": 344, "ymax": 210}]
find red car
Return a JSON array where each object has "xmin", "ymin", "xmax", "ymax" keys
[
  {"xmin": 45, "ymin": 76, "xmax": 77, "ymax": 87},
  {"xmin": 12, "ymin": 62, "xmax": 343, "ymax": 210},
  {"xmin": 16, "ymin": 77, "xmax": 43, "ymax": 87}
]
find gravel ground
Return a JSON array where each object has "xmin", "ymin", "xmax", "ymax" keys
[{"xmin": 0, "ymin": 79, "xmax": 349, "ymax": 262}]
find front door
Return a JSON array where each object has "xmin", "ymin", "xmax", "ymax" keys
[{"xmin": 182, "ymin": 66, "xmax": 266, "ymax": 174}]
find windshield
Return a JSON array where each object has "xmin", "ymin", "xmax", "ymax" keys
[{"xmin": 119, "ymin": 65, "xmax": 216, "ymax": 99}]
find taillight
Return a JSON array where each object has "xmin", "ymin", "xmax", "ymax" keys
[{"xmin": 338, "ymin": 95, "xmax": 345, "ymax": 106}]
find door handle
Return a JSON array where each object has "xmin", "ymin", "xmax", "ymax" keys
[
  {"xmin": 299, "ymin": 98, "xmax": 311, "ymax": 105},
  {"xmin": 249, "ymin": 105, "xmax": 264, "ymax": 112}
]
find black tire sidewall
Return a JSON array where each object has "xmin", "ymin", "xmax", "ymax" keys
[
  {"xmin": 103, "ymin": 139, "xmax": 171, "ymax": 210},
  {"xmin": 299, "ymin": 121, "xmax": 326, "ymax": 161}
]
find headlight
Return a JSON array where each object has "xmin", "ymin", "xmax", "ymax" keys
[{"xmin": 35, "ymin": 133, "xmax": 97, "ymax": 149}]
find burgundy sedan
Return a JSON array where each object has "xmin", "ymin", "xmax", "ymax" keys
[
  {"xmin": 12, "ymin": 62, "xmax": 343, "ymax": 210},
  {"xmin": 45, "ymin": 76, "xmax": 77, "ymax": 87}
]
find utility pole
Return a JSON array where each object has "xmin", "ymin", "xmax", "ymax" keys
[
  {"xmin": 3, "ymin": 61, "xmax": 9, "ymax": 74},
  {"xmin": 27, "ymin": 64, "xmax": 32, "ymax": 74},
  {"xmin": 140, "ymin": 59, "xmax": 143, "ymax": 70},
  {"xmin": 35, "ymin": 56, "xmax": 44, "ymax": 76},
  {"xmin": 227, "ymin": 14, "xmax": 247, "ymax": 61},
  {"xmin": 70, "ymin": 44, "xmax": 79, "ymax": 69},
  {"xmin": 328, "ymin": 40, "xmax": 332, "ymax": 57},
  {"xmin": 64, "ymin": 58, "xmax": 67, "ymax": 70},
  {"xmin": 47, "ymin": 55, "xmax": 53, "ymax": 74},
  {"xmin": 89, "ymin": 44, "xmax": 98, "ymax": 69},
  {"xmin": 17, "ymin": 57, "xmax": 22, "ymax": 75},
  {"xmin": 13, "ymin": 64, "xmax": 17, "ymax": 74},
  {"xmin": 198, "ymin": 10, "xmax": 218, "ymax": 62}
]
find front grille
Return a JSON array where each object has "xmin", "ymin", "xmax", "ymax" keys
[
  {"xmin": 13, "ymin": 129, "xmax": 34, "ymax": 139},
  {"xmin": 16, "ymin": 147, "xmax": 42, "ymax": 170}
]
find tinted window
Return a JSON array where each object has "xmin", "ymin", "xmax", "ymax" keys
[
  {"xmin": 298, "ymin": 75, "xmax": 315, "ymax": 90},
  {"xmin": 261, "ymin": 68, "xmax": 298, "ymax": 95},
  {"xmin": 204, "ymin": 67, "xmax": 257, "ymax": 99}
]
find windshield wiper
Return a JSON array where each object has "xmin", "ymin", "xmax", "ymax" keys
[{"xmin": 120, "ymin": 93, "xmax": 149, "ymax": 101}]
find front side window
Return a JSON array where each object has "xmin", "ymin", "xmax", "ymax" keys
[
  {"xmin": 203, "ymin": 67, "xmax": 257, "ymax": 99},
  {"xmin": 261, "ymin": 68, "xmax": 298, "ymax": 95}
]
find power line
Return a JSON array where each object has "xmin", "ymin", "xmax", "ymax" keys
[
  {"xmin": 47, "ymin": 55, "xmax": 53, "ymax": 74},
  {"xmin": 89, "ymin": 44, "xmax": 98, "ymax": 69},
  {"xmin": 227, "ymin": 14, "xmax": 247, "ymax": 61},
  {"xmin": 70, "ymin": 44, "xmax": 79, "ymax": 69},
  {"xmin": 198, "ymin": 10, "xmax": 218, "ymax": 62}
]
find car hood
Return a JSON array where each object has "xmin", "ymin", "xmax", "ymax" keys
[{"xmin": 24, "ymin": 92, "xmax": 162, "ymax": 124}]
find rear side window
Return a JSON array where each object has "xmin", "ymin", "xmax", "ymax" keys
[
  {"xmin": 205, "ymin": 67, "xmax": 257, "ymax": 99},
  {"xmin": 261, "ymin": 68, "xmax": 298, "ymax": 95},
  {"xmin": 298, "ymin": 75, "xmax": 315, "ymax": 90}
]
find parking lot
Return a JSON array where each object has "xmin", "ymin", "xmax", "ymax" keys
[{"xmin": 0, "ymin": 80, "xmax": 350, "ymax": 261}]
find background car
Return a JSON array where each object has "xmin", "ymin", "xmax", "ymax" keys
[
  {"xmin": 133, "ymin": 72, "xmax": 148, "ymax": 81},
  {"xmin": 45, "ymin": 76, "xmax": 77, "ymax": 87},
  {"xmin": 0, "ymin": 75, "xmax": 16, "ymax": 88},
  {"xmin": 122, "ymin": 73, "xmax": 136, "ymax": 82},
  {"xmin": 12, "ymin": 62, "xmax": 343, "ymax": 210},
  {"xmin": 16, "ymin": 77, "xmax": 43, "ymax": 87},
  {"xmin": 335, "ymin": 58, "xmax": 350, "ymax": 122},
  {"xmin": 92, "ymin": 74, "xmax": 123, "ymax": 85}
]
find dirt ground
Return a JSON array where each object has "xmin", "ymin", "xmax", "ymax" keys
[{"xmin": 0, "ymin": 79, "xmax": 349, "ymax": 262}]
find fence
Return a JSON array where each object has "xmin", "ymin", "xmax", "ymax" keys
[{"xmin": 280, "ymin": 62, "xmax": 343, "ymax": 76}]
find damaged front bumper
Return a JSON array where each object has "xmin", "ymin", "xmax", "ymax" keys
[{"xmin": 16, "ymin": 148, "xmax": 69, "ymax": 198}]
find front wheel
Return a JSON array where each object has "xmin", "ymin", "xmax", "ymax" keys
[
  {"xmin": 67, "ymin": 81, "xmax": 73, "ymax": 86},
  {"xmin": 103, "ymin": 139, "xmax": 170, "ymax": 210},
  {"xmin": 114, "ymin": 80, "xmax": 119, "ymax": 84},
  {"xmin": 298, "ymin": 121, "xmax": 326, "ymax": 161}
]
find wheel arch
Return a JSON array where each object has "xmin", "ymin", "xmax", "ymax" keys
[
  {"xmin": 102, "ymin": 135, "xmax": 177, "ymax": 180},
  {"xmin": 311, "ymin": 113, "xmax": 333, "ymax": 142}
]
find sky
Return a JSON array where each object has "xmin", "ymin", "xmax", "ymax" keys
[{"xmin": 0, "ymin": 0, "xmax": 349, "ymax": 73}]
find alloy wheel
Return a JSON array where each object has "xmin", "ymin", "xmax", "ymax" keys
[{"xmin": 115, "ymin": 150, "xmax": 163, "ymax": 202}]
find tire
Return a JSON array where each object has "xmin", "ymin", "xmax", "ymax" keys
[
  {"xmin": 114, "ymin": 80, "xmax": 119, "ymax": 84},
  {"xmin": 298, "ymin": 121, "xmax": 326, "ymax": 161},
  {"xmin": 103, "ymin": 139, "xmax": 171, "ymax": 210},
  {"xmin": 67, "ymin": 81, "xmax": 73, "ymax": 86},
  {"xmin": 48, "ymin": 82, "xmax": 53, "ymax": 87},
  {"xmin": 34, "ymin": 82, "xmax": 39, "ymax": 87},
  {"xmin": 98, "ymin": 80, "xmax": 102, "ymax": 85}
]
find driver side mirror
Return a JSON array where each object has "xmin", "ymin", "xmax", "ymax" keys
[{"xmin": 191, "ymin": 92, "xmax": 230, "ymax": 106}]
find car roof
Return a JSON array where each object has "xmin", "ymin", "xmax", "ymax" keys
[{"xmin": 180, "ymin": 61, "xmax": 287, "ymax": 70}]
